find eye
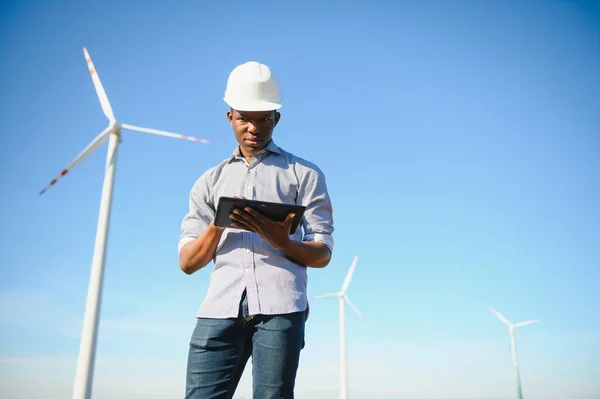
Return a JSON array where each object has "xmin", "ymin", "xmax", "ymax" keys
[{"xmin": 260, "ymin": 117, "xmax": 272, "ymax": 122}]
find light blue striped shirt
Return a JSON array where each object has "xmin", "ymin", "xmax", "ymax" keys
[{"xmin": 179, "ymin": 140, "xmax": 334, "ymax": 318}]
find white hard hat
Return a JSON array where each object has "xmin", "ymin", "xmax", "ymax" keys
[{"xmin": 223, "ymin": 61, "xmax": 283, "ymax": 111}]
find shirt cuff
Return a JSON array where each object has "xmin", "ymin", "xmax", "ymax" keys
[
  {"xmin": 303, "ymin": 232, "xmax": 334, "ymax": 253},
  {"xmin": 178, "ymin": 236, "xmax": 196, "ymax": 253}
]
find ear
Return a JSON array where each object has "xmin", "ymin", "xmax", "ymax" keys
[
  {"xmin": 226, "ymin": 110, "xmax": 234, "ymax": 125},
  {"xmin": 274, "ymin": 111, "xmax": 281, "ymax": 126}
]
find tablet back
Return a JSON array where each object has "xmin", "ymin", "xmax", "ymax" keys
[{"xmin": 215, "ymin": 196, "xmax": 306, "ymax": 234}]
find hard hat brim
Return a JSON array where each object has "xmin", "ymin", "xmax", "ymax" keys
[{"xmin": 224, "ymin": 98, "xmax": 282, "ymax": 112}]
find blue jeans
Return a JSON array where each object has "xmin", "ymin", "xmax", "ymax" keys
[{"xmin": 185, "ymin": 291, "xmax": 306, "ymax": 399}]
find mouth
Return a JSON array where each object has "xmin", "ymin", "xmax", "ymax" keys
[{"xmin": 245, "ymin": 137, "xmax": 262, "ymax": 145}]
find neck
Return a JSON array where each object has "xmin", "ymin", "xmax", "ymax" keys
[
  {"xmin": 239, "ymin": 139, "xmax": 271, "ymax": 163},
  {"xmin": 239, "ymin": 147, "xmax": 255, "ymax": 163}
]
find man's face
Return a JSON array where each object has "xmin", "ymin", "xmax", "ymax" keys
[{"xmin": 227, "ymin": 109, "xmax": 280, "ymax": 156}]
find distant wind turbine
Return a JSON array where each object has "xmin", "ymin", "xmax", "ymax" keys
[
  {"xmin": 39, "ymin": 47, "xmax": 211, "ymax": 399},
  {"xmin": 310, "ymin": 255, "xmax": 362, "ymax": 399},
  {"xmin": 490, "ymin": 307, "xmax": 539, "ymax": 399}
]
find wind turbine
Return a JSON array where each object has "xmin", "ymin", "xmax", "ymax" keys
[
  {"xmin": 490, "ymin": 307, "xmax": 539, "ymax": 399},
  {"xmin": 39, "ymin": 47, "xmax": 210, "ymax": 399},
  {"xmin": 310, "ymin": 255, "xmax": 362, "ymax": 399}
]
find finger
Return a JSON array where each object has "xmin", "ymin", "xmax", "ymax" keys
[
  {"xmin": 282, "ymin": 213, "xmax": 295, "ymax": 228},
  {"xmin": 285, "ymin": 213, "xmax": 296, "ymax": 224},
  {"xmin": 229, "ymin": 218, "xmax": 255, "ymax": 232},
  {"xmin": 234, "ymin": 195, "xmax": 246, "ymax": 199},
  {"xmin": 230, "ymin": 209, "xmax": 255, "ymax": 226},
  {"xmin": 230, "ymin": 211, "xmax": 261, "ymax": 232},
  {"xmin": 284, "ymin": 213, "xmax": 296, "ymax": 234},
  {"xmin": 242, "ymin": 207, "xmax": 268, "ymax": 228}
]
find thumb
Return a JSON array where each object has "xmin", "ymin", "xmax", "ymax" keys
[
  {"xmin": 286, "ymin": 213, "xmax": 296, "ymax": 224},
  {"xmin": 284, "ymin": 213, "xmax": 296, "ymax": 234}
]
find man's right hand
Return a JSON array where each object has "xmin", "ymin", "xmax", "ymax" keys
[{"xmin": 179, "ymin": 221, "xmax": 226, "ymax": 275}]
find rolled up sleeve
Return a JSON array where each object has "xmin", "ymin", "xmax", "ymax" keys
[
  {"xmin": 178, "ymin": 172, "xmax": 215, "ymax": 253},
  {"xmin": 298, "ymin": 167, "xmax": 334, "ymax": 252}
]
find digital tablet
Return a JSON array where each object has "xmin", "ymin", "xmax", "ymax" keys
[{"xmin": 214, "ymin": 196, "xmax": 306, "ymax": 234}]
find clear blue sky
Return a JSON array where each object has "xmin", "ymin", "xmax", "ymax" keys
[{"xmin": 1, "ymin": 1, "xmax": 599, "ymax": 398}]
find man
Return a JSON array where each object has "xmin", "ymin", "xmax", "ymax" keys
[{"xmin": 178, "ymin": 61, "xmax": 334, "ymax": 399}]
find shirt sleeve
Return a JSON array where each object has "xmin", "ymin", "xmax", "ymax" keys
[
  {"xmin": 298, "ymin": 166, "xmax": 334, "ymax": 252},
  {"xmin": 178, "ymin": 171, "xmax": 215, "ymax": 254}
]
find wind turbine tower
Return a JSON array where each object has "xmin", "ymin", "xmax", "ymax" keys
[
  {"xmin": 490, "ymin": 307, "xmax": 539, "ymax": 399},
  {"xmin": 39, "ymin": 48, "xmax": 210, "ymax": 399},
  {"xmin": 310, "ymin": 255, "xmax": 362, "ymax": 399}
]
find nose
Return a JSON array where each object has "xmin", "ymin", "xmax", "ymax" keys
[{"xmin": 247, "ymin": 122, "xmax": 258, "ymax": 134}]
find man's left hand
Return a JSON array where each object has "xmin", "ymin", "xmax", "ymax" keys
[{"xmin": 229, "ymin": 207, "xmax": 295, "ymax": 251}]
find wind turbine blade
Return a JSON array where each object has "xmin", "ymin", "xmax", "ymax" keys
[
  {"xmin": 514, "ymin": 319, "xmax": 540, "ymax": 328},
  {"xmin": 39, "ymin": 127, "xmax": 111, "ymax": 195},
  {"xmin": 83, "ymin": 47, "xmax": 114, "ymax": 121},
  {"xmin": 490, "ymin": 307, "xmax": 512, "ymax": 327},
  {"xmin": 344, "ymin": 295, "xmax": 362, "ymax": 318},
  {"xmin": 309, "ymin": 293, "xmax": 339, "ymax": 300},
  {"xmin": 341, "ymin": 255, "xmax": 358, "ymax": 293},
  {"xmin": 121, "ymin": 123, "xmax": 211, "ymax": 144}
]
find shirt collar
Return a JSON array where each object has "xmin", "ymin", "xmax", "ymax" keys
[{"xmin": 230, "ymin": 139, "xmax": 281, "ymax": 161}]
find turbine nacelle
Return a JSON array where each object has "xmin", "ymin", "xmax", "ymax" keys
[
  {"xmin": 309, "ymin": 255, "xmax": 362, "ymax": 318},
  {"xmin": 490, "ymin": 307, "xmax": 540, "ymax": 331},
  {"xmin": 109, "ymin": 122, "xmax": 121, "ymax": 137}
]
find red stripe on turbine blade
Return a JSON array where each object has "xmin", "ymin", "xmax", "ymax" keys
[
  {"xmin": 90, "ymin": 68, "xmax": 96, "ymax": 74},
  {"xmin": 181, "ymin": 135, "xmax": 189, "ymax": 140},
  {"xmin": 60, "ymin": 169, "xmax": 68, "ymax": 176},
  {"xmin": 51, "ymin": 179, "xmax": 57, "ymax": 185}
]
